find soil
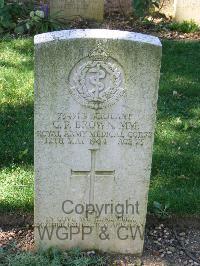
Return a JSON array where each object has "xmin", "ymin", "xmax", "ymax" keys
[
  {"xmin": 0, "ymin": 214, "xmax": 200, "ymax": 266},
  {"xmin": 103, "ymin": 0, "xmax": 199, "ymax": 40},
  {"xmin": 67, "ymin": 13, "xmax": 200, "ymax": 41},
  {"xmin": 61, "ymin": 0, "xmax": 199, "ymax": 42}
]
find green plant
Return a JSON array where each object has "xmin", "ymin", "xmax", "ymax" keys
[
  {"xmin": 153, "ymin": 201, "xmax": 170, "ymax": 219},
  {"xmin": 5, "ymin": 248, "xmax": 106, "ymax": 266},
  {"xmin": 0, "ymin": 0, "xmax": 29, "ymax": 34},
  {"xmin": 6, "ymin": 251, "xmax": 55, "ymax": 266},
  {"xmin": 169, "ymin": 20, "xmax": 199, "ymax": 33},
  {"xmin": 132, "ymin": 0, "xmax": 161, "ymax": 17},
  {"xmin": 65, "ymin": 248, "xmax": 106, "ymax": 266},
  {"xmin": 16, "ymin": 10, "xmax": 64, "ymax": 34},
  {"xmin": 0, "ymin": 1, "xmax": 64, "ymax": 35}
]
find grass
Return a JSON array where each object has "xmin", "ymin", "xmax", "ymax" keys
[
  {"xmin": 150, "ymin": 40, "xmax": 200, "ymax": 215},
  {"xmin": 0, "ymin": 37, "xmax": 199, "ymax": 215},
  {"xmin": 168, "ymin": 20, "xmax": 199, "ymax": 33},
  {"xmin": 0, "ymin": 38, "xmax": 34, "ymax": 212},
  {"xmin": 1, "ymin": 247, "xmax": 107, "ymax": 266}
]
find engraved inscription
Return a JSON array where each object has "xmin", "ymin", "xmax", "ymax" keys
[
  {"xmin": 35, "ymin": 216, "xmax": 141, "ymax": 228},
  {"xmin": 177, "ymin": 0, "xmax": 200, "ymax": 8},
  {"xmin": 51, "ymin": 0, "xmax": 90, "ymax": 10},
  {"xmin": 69, "ymin": 47, "xmax": 125, "ymax": 110},
  {"xmin": 36, "ymin": 112, "xmax": 153, "ymax": 147}
]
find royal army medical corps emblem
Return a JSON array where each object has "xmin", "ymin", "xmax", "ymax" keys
[{"xmin": 69, "ymin": 46, "xmax": 125, "ymax": 110}]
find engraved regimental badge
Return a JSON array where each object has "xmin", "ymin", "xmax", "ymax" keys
[{"xmin": 69, "ymin": 46, "xmax": 125, "ymax": 110}]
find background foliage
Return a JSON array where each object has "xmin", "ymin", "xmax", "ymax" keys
[
  {"xmin": 133, "ymin": 0, "xmax": 161, "ymax": 17},
  {"xmin": 0, "ymin": 0, "xmax": 63, "ymax": 35}
]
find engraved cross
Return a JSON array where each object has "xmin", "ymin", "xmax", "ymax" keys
[{"xmin": 71, "ymin": 149, "xmax": 115, "ymax": 205}]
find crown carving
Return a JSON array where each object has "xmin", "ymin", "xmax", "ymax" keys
[{"xmin": 89, "ymin": 46, "xmax": 109, "ymax": 61}]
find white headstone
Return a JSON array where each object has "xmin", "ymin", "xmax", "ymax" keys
[
  {"xmin": 34, "ymin": 29, "xmax": 162, "ymax": 255},
  {"xmin": 174, "ymin": 0, "xmax": 200, "ymax": 25},
  {"xmin": 50, "ymin": 0, "xmax": 104, "ymax": 22}
]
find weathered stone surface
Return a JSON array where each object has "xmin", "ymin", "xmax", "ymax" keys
[
  {"xmin": 49, "ymin": 0, "xmax": 104, "ymax": 22},
  {"xmin": 106, "ymin": 0, "xmax": 133, "ymax": 15},
  {"xmin": 174, "ymin": 0, "xmax": 200, "ymax": 25},
  {"xmin": 34, "ymin": 29, "xmax": 162, "ymax": 254}
]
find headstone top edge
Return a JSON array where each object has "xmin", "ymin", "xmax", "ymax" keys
[{"xmin": 34, "ymin": 29, "xmax": 162, "ymax": 47}]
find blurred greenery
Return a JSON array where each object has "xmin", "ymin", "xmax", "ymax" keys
[{"xmin": 0, "ymin": 38, "xmax": 199, "ymax": 215}]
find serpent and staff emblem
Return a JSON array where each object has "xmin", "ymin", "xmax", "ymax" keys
[{"xmin": 69, "ymin": 47, "xmax": 125, "ymax": 110}]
